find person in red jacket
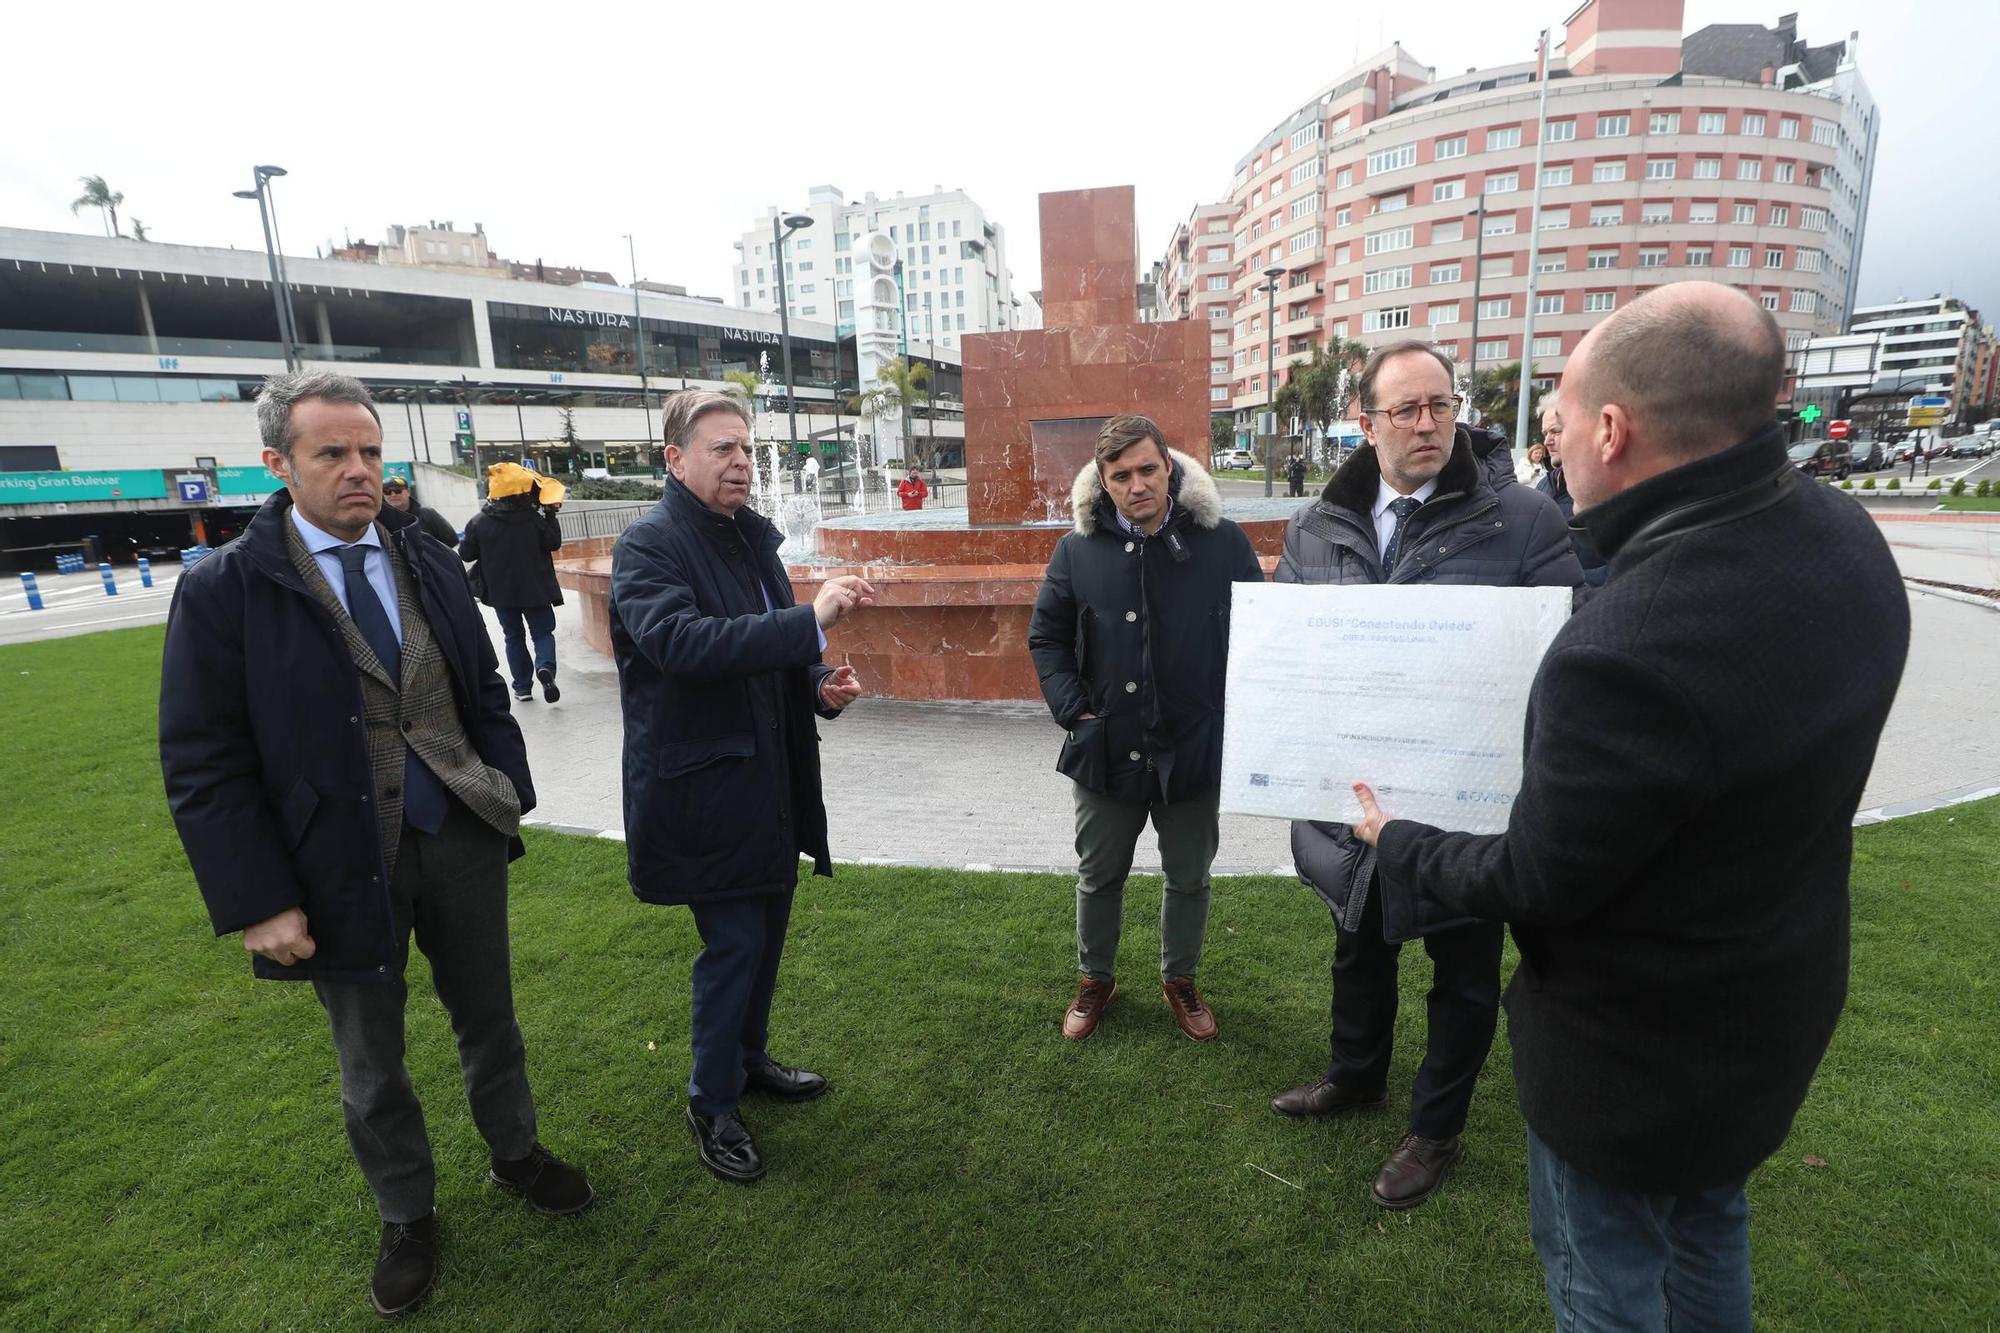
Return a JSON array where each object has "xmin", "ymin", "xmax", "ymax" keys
[{"xmin": 896, "ymin": 468, "xmax": 928, "ymax": 510}]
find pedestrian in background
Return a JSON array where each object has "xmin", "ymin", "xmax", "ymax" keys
[
  {"xmin": 382, "ymin": 475, "xmax": 459, "ymax": 549},
  {"xmin": 461, "ymin": 463, "xmax": 565, "ymax": 704}
]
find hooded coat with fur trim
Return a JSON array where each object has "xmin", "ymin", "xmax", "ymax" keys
[
  {"xmin": 1027, "ymin": 449, "xmax": 1266, "ymax": 803},
  {"xmin": 1277, "ymin": 424, "xmax": 1583, "ymax": 933}
]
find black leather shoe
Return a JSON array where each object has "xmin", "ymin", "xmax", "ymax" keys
[
  {"xmin": 1371, "ymin": 1133, "xmax": 1465, "ymax": 1210},
  {"xmin": 686, "ymin": 1106, "xmax": 766, "ymax": 1184},
  {"xmin": 489, "ymin": 1142, "xmax": 594, "ymax": 1216},
  {"xmin": 743, "ymin": 1057, "xmax": 828, "ymax": 1103},
  {"xmin": 370, "ymin": 1213, "xmax": 437, "ymax": 1318},
  {"xmin": 1270, "ymin": 1076, "xmax": 1390, "ymax": 1119}
]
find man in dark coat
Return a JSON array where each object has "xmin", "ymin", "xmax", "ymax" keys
[
  {"xmin": 1268, "ymin": 339, "xmax": 1582, "ymax": 1212},
  {"xmin": 1535, "ymin": 402, "xmax": 1611, "ymax": 587},
  {"xmin": 609, "ymin": 389, "xmax": 873, "ymax": 1186},
  {"xmin": 158, "ymin": 371, "xmax": 591, "ymax": 1319},
  {"xmin": 1028, "ymin": 416, "xmax": 1265, "ymax": 1043},
  {"xmin": 1286, "ymin": 452, "xmax": 1308, "ymax": 497},
  {"xmin": 460, "ymin": 469, "xmax": 566, "ymax": 703},
  {"xmin": 1351, "ymin": 283, "xmax": 1910, "ymax": 1329},
  {"xmin": 381, "ymin": 474, "xmax": 459, "ymax": 549}
]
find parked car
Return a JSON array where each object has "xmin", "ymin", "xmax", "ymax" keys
[
  {"xmin": 1221, "ymin": 449, "xmax": 1256, "ymax": 469},
  {"xmin": 1947, "ymin": 435, "xmax": 1991, "ymax": 459},
  {"xmin": 1787, "ymin": 438, "xmax": 1849, "ymax": 480},
  {"xmin": 1848, "ymin": 439, "xmax": 1888, "ymax": 472}
]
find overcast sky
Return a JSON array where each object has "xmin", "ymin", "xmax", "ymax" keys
[{"xmin": 4, "ymin": 0, "xmax": 1992, "ymax": 319}]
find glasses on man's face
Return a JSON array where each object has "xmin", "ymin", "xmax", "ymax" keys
[{"xmin": 1366, "ymin": 395, "xmax": 1464, "ymax": 429}]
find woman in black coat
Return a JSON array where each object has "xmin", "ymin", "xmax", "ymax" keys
[{"xmin": 460, "ymin": 491, "xmax": 565, "ymax": 702}]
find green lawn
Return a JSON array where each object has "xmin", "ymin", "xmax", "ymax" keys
[
  {"xmin": 1941, "ymin": 496, "xmax": 2000, "ymax": 512},
  {"xmin": 2, "ymin": 629, "xmax": 1995, "ymax": 1330}
]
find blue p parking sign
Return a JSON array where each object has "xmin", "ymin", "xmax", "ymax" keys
[{"xmin": 176, "ymin": 478, "xmax": 210, "ymax": 504}]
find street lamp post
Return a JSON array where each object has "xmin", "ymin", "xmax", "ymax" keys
[
  {"xmin": 232, "ymin": 166, "xmax": 297, "ymax": 371},
  {"xmin": 258, "ymin": 166, "xmax": 304, "ymax": 361},
  {"xmin": 1466, "ymin": 197, "xmax": 1488, "ymax": 403},
  {"xmin": 771, "ymin": 211, "xmax": 815, "ymax": 454},
  {"xmin": 1261, "ymin": 264, "xmax": 1286, "ymax": 497},
  {"xmin": 623, "ymin": 233, "xmax": 654, "ymax": 447}
]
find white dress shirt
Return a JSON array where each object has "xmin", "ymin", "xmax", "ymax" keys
[
  {"xmin": 289, "ymin": 507, "xmax": 403, "ymax": 645},
  {"xmin": 1372, "ymin": 476, "xmax": 1439, "ymax": 562}
]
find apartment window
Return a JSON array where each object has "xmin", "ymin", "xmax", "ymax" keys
[
  {"xmin": 1205, "ymin": 246, "xmax": 1230, "ymax": 262},
  {"xmin": 1435, "ymin": 135, "xmax": 1468, "ymax": 160},
  {"xmin": 1728, "ymin": 246, "xmax": 1751, "ymax": 267},
  {"xmin": 1365, "ymin": 225, "xmax": 1414, "ymax": 255},
  {"xmin": 1211, "ymin": 332, "xmax": 1229, "ymax": 349},
  {"xmin": 1797, "ymin": 249, "xmax": 1824, "ymax": 273},
  {"xmin": 1477, "ymin": 339, "xmax": 1509, "ymax": 361},
  {"xmin": 1290, "ymin": 121, "xmax": 1322, "ymax": 150},
  {"xmin": 1269, "ymin": 245, "xmax": 1283, "ymax": 264},
  {"xmin": 1689, "ymin": 202, "xmax": 1717, "ymax": 224},
  {"xmin": 1336, "ymin": 167, "xmax": 1354, "ymax": 188},
  {"xmin": 1742, "ymin": 113, "xmax": 1766, "ymax": 136},
  {"xmin": 1251, "ymin": 190, "xmax": 1261, "ymax": 207},
  {"xmin": 1478, "ymin": 297, "xmax": 1511, "ymax": 320},
  {"xmin": 1586, "ymin": 249, "xmax": 1618, "ymax": 270},
  {"xmin": 1765, "ymin": 248, "xmax": 1785, "ymax": 269},
  {"xmin": 1646, "ymin": 158, "xmax": 1676, "ymax": 180},
  {"xmin": 1209, "ymin": 304, "xmax": 1229, "ymax": 322},
  {"xmin": 1290, "ymin": 158, "xmax": 1322, "ymax": 185},
  {"xmin": 1770, "ymin": 205, "xmax": 1789, "ymax": 227},
  {"xmin": 1362, "ymin": 306, "xmax": 1412, "ymax": 332},
  {"xmin": 1791, "ymin": 289, "xmax": 1819, "ymax": 312},
  {"xmin": 798, "ymin": 282, "xmax": 817, "ymax": 294},
  {"xmin": 1598, "ymin": 114, "xmax": 1631, "ymax": 137},
  {"xmin": 1738, "ymin": 159, "xmax": 1762, "ymax": 181},
  {"xmin": 1532, "ymin": 335, "xmax": 1562, "ymax": 357},
  {"xmin": 1379, "ymin": 193, "xmax": 1409, "ymax": 212},
  {"xmin": 1429, "ymin": 303, "xmax": 1460, "ymax": 325},
  {"xmin": 1593, "ymin": 161, "xmax": 1627, "ymax": 183},
  {"xmin": 1544, "ymin": 120, "xmax": 1576, "ymax": 144},
  {"xmin": 1482, "ymin": 214, "xmax": 1516, "ymax": 237},
  {"xmin": 1481, "ymin": 257, "xmax": 1512, "ymax": 280},
  {"xmin": 1210, "ymin": 385, "xmax": 1229, "ymax": 403},
  {"xmin": 1334, "ymin": 244, "xmax": 1352, "ymax": 264},
  {"xmin": 1694, "ymin": 157, "xmax": 1721, "ymax": 179},
  {"xmin": 1760, "ymin": 292, "xmax": 1780, "ymax": 310},
  {"xmin": 1332, "ymin": 281, "xmax": 1351, "ymax": 301},
  {"xmin": 1367, "ymin": 143, "xmax": 1417, "ymax": 175},
  {"xmin": 1540, "ymin": 207, "xmax": 1570, "ymax": 231},
  {"xmin": 1779, "ymin": 118, "xmax": 1800, "ymax": 140},
  {"xmin": 1697, "ymin": 112, "xmax": 1726, "ymax": 135},
  {"xmin": 1641, "ymin": 203, "xmax": 1672, "ymax": 224},
  {"xmin": 1801, "ymin": 207, "xmax": 1828, "ymax": 230},
  {"xmin": 1488, "ymin": 126, "xmax": 1522, "ymax": 150},
  {"xmin": 1289, "ymin": 228, "xmax": 1320, "ymax": 254},
  {"xmin": 1535, "ymin": 293, "xmax": 1564, "ymax": 315},
  {"xmin": 1288, "ymin": 270, "xmax": 1312, "ymax": 288},
  {"xmin": 1775, "ymin": 161, "xmax": 1796, "ymax": 183},
  {"xmin": 1590, "ymin": 205, "xmax": 1622, "ymax": 227},
  {"xmin": 1811, "ymin": 120, "xmax": 1837, "ymax": 146},
  {"xmin": 1543, "ymin": 165, "xmax": 1573, "ymax": 187},
  {"xmin": 1638, "ymin": 248, "xmax": 1668, "ymax": 268},
  {"xmin": 1584, "ymin": 291, "xmax": 1616, "ymax": 312},
  {"xmin": 1251, "ymin": 222, "xmax": 1264, "ymax": 240},
  {"xmin": 1537, "ymin": 254, "xmax": 1568, "ymax": 274},
  {"xmin": 1431, "ymin": 220, "xmax": 1463, "ymax": 244},
  {"xmin": 1733, "ymin": 204, "xmax": 1756, "ymax": 224},
  {"xmin": 1431, "ymin": 261, "xmax": 1462, "ymax": 284},
  {"xmin": 1335, "ymin": 206, "xmax": 1353, "ymax": 227},
  {"xmin": 1486, "ymin": 172, "xmax": 1519, "ymax": 194},
  {"xmin": 1686, "ymin": 247, "xmax": 1712, "ymax": 267},
  {"xmin": 1433, "ymin": 179, "xmax": 1464, "ymax": 203},
  {"xmin": 1649, "ymin": 112, "xmax": 1680, "ymax": 134},
  {"xmin": 1290, "ymin": 195, "xmax": 1320, "ymax": 220},
  {"xmin": 1365, "ymin": 265, "xmax": 1413, "ymax": 294},
  {"xmin": 1204, "ymin": 275, "xmax": 1229, "ymax": 291}
]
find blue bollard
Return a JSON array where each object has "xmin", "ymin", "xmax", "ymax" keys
[
  {"xmin": 138, "ymin": 557, "xmax": 154, "ymax": 588},
  {"xmin": 99, "ymin": 562, "xmax": 118, "ymax": 597},
  {"xmin": 21, "ymin": 572, "xmax": 43, "ymax": 610}
]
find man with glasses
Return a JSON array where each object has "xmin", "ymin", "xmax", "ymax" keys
[{"xmin": 1269, "ymin": 339, "xmax": 1580, "ymax": 1210}]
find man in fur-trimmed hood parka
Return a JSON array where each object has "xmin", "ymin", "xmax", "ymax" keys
[{"xmin": 1027, "ymin": 415, "xmax": 1266, "ymax": 1045}]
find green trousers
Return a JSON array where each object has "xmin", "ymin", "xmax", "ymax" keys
[{"xmin": 1071, "ymin": 778, "xmax": 1220, "ymax": 981}]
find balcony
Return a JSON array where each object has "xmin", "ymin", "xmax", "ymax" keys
[{"xmin": 1276, "ymin": 313, "xmax": 1322, "ymax": 339}]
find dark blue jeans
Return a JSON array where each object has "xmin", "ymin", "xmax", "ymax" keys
[
  {"xmin": 686, "ymin": 891, "xmax": 794, "ymax": 1116},
  {"xmin": 493, "ymin": 605, "xmax": 556, "ymax": 694},
  {"xmin": 1528, "ymin": 1128, "xmax": 1752, "ymax": 1332}
]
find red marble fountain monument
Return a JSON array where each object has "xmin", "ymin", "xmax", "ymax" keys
[{"xmin": 560, "ymin": 185, "xmax": 1287, "ymax": 701}]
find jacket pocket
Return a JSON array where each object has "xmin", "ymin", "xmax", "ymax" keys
[
  {"xmin": 658, "ymin": 733, "xmax": 756, "ymax": 781},
  {"xmin": 1056, "ymin": 715, "xmax": 1109, "ymax": 793},
  {"xmin": 280, "ymin": 778, "xmax": 319, "ymax": 851}
]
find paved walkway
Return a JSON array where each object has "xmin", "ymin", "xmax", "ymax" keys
[{"xmin": 514, "ymin": 563, "xmax": 2000, "ymax": 875}]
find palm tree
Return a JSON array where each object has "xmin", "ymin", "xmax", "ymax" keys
[
  {"xmin": 852, "ymin": 357, "xmax": 931, "ymax": 467},
  {"xmin": 1470, "ymin": 360, "xmax": 1543, "ymax": 443},
  {"xmin": 722, "ymin": 368, "xmax": 761, "ymax": 399},
  {"xmin": 70, "ymin": 176, "xmax": 124, "ymax": 237},
  {"xmin": 129, "ymin": 219, "xmax": 149, "ymax": 242}
]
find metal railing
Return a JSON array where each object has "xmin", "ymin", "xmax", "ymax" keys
[{"xmin": 557, "ymin": 504, "xmax": 651, "ymax": 544}]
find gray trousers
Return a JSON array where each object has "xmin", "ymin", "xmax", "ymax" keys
[
  {"xmin": 313, "ymin": 802, "xmax": 537, "ymax": 1223},
  {"xmin": 1072, "ymin": 777, "xmax": 1220, "ymax": 981}
]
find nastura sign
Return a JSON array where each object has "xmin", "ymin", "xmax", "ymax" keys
[{"xmin": 545, "ymin": 307, "xmax": 632, "ymax": 327}]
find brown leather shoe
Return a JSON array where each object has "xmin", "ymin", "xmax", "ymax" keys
[
  {"xmin": 1062, "ymin": 976, "xmax": 1117, "ymax": 1040},
  {"xmin": 1370, "ymin": 1133, "xmax": 1464, "ymax": 1210},
  {"xmin": 1270, "ymin": 1077, "xmax": 1390, "ymax": 1119},
  {"xmin": 1161, "ymin": 976, "xmax": 1218, "ymax": 1041}
]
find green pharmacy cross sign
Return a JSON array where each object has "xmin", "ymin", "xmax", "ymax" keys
[{"xmin": 1798, "ymin": 404, "xmax": 1824, "ymax": 425}]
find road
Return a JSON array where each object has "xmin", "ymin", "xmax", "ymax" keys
[{"xmin": 0, "ymin": 564, "xmax": 185, "ymax": 646}]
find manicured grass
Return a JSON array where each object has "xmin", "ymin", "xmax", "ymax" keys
[
  {"xmin": 1941, "ymin": 496, "xmax": 2000, "ymax": 512},
  {"xmin": 2, "ymin": 628, "xmax": 1996, "ymax": 1330}
]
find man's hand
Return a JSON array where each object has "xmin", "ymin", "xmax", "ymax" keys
[
  {"xmin": 1350, "ymin": 782, "xmax": 1391, "ymax": 848},
  {"xmin": 819, "ymin": 665, "xmax": 864, "ymax": 710},
  {"xmin": 812, "ymin": 575, "xmax": 877, "ymax": 629},
  {"xmin": 243, "ymin": 907, "xmax": 316, "ymax": 967}
]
